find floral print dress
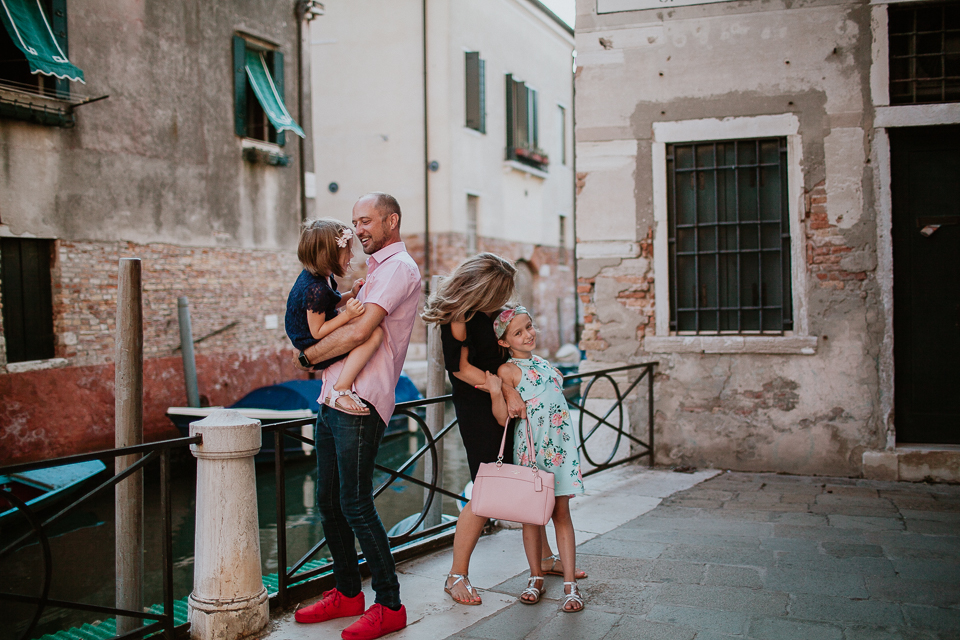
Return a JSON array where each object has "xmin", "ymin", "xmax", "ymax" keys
[{"xmin": 511, "ymin": 355, "xmax": 585, "ymax": 497}]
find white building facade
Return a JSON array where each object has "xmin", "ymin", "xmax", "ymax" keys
[
  {"xmin": 310, "ymin": 0, "xmax": 577, "ymax": 353},
  {"xmin": 575, "ymin": 0, "xmax": 960, "ymax": 480}
]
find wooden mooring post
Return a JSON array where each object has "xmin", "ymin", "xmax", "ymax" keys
[
  {"xmin": 115, "ymin": 258, "xmax": 143, "ymax": 635},
  {"xmin": 423, "ymin": 275, "xmax": 445, "ymax": 527}
]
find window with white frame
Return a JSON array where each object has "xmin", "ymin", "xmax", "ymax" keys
[{"xmin": 652, "ymin": 115, "xmax": 810, "ymax": 346}]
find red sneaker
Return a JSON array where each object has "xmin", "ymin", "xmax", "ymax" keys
[
  {"xmin": 294, "ymin": 588, "xmax": 365, "ymax": 624},
  {"xmin": 341, "ymin": 603, "xmax": 407, "ymax": 640}
]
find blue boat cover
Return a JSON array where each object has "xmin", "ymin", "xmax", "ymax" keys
[{"xmin": 229, "ymin": 375, "xmax": 422, "ymax": 414}]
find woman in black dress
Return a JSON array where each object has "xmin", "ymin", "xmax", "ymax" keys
[{"xmin": 422, "ymin": 253, "xmax": 583, "ymax": 606}]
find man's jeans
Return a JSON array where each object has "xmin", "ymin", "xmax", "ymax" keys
[{"xmin": 314, "ymin": 404, "xmax": 401, "ymax": 609}]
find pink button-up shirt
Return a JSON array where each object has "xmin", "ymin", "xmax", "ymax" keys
[{"xmin": 320, "ymin": 241, "xmax": 422, "ymax": 424}]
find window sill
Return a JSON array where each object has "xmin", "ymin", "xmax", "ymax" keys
[
  {"xmin": 3, "ymin": 357, "xmax": 69, "ymax": 374},
  {"xmin": 874, "ymin": 103, "xmax": 960, "ymax": 128},
  {"xmin": 0, "ymin": 85, "xmax": 75, "ymax": 127},
  {"xmin": 503, "ymin": 160, "xmax": 548, "ymax": 179},
  {"xmin": 241, "ymin": 138, "xmax": 289, "ymax": 166},
  {"xmin": 644, "ymin": 335, "xmax": 818, "ymax": 355}
]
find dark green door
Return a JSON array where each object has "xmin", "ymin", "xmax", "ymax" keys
[{"xmin": 891, "ymin": 126, "xmax": 960, "ymax": 444}]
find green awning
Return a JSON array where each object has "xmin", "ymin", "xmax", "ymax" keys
[
  {"xmin": 245, "ymin": 49, "xmax": 304, "ymax": 138},
  {"xmin": 0, "ymin": 0, "xmax": 84, "ymax": 83}
]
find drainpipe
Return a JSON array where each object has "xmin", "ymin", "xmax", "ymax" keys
[
  {"xmin": 422, "ymin": 0, "xmax": 431, "ymax": 292},
  {"xmin": 571, "ymin": 52, "xmax": 581, "ymax": 346},
  {"xmin": 296, "ymin": 1, "xmax": 324, "ymax": 222}
]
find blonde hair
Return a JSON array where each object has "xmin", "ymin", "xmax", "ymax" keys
[
  {"xmin": 421, "ymin": 253, "xmax": 517, "ymax": 325},
  {"xmin": 298, "ymin": 218, "xmax": 351, "ymax": 277}
]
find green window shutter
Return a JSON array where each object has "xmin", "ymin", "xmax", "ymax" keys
[
  {"xmin": 530, "ymin": 88, "xmax": 538, "ymax": 149},
  {"xmin": 515, "ymin": 80, "xmax": 528, "ymax": 148},
  {"xmin": 479, "ymin": 58, "xmax": 486, "ymax": 134},
  {"xmin": 505, "ymin": 74, "xmax": 514, "ymax": 155},
  {"xmin": 51, "ymin": 0, "xmax": 69, "ymax": 96},
  {"xmin": 465, "ymin": 52, "xmax": 481, "ymax": 130},
  {"xmin": 272, "ymin": 50, "xmax": 285, "ymax": 146},
  {"xmin": 233, "ymin": 35, "xmax": 247, "ymax": 137}
]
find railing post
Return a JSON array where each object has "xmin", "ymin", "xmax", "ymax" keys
[
  {"xmin": 423, "ymin": 275, "xmax": 445, "ymax": 527},
  {"xmin": 115, "ymin": 258, "xmax": 143, "ymax": 636},
  {"xmin": 188, "ymin": 410, "xmax": 268, "ymax": 640},
  {"xmin": 648, "ymin": 364, "xmax": 655, "ymax": 467}
]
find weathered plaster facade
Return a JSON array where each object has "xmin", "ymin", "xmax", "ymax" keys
[
  {"xmin": 0, "ymin": 2, "xmax": 312, "ymax": 463},
  {"xmin": 575, "ymin": 0, "xmax": 959, "ymax": 478}
]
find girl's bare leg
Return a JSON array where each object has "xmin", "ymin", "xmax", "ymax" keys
[
  {"xmin": 445, "ymin": 501, "xmax": 486, "ymax": 604},
  {"xmin": 331, "ymin": 326, "xmax": 383, "ymax": 411},
  {"xmin": 540, "ymin": 526, "xmax": 587, "ymax": 579},
  {"xmin": 552, "ymin": 497, "xmax": 582, "ymax": 611},
  {"xmin": 520, "ymin": 524, "xmax": 544, "ymax": 603}
]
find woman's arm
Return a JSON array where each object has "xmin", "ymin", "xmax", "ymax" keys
[
  {"xmin": 481, "ymin": 370, "xmax": 509, "ymax": 425},
  {"xmin": 452, "ymin": 345, "xmax": 489, "ymax": 387},
  {"xmin": 308, "ymin": 298, "xmax": 364, "ymax": 341}
]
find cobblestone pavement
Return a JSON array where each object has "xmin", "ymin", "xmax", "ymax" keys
[{"xmin": 447, "ymin": 472, "xmax": 960, "ymax": 640}]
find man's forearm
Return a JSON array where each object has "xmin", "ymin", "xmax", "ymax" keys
[{"xmin": 303, "ymin": 322, "xmax": 365, "ymax": 363}]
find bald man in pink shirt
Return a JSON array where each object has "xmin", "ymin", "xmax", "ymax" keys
[{"xmin": 293, "ymin": 193, "xmax": 420, "ymax": 640}]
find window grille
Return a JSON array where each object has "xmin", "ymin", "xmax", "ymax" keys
[
  {"xmin": 889, "ymin": 2, "xmax": 960, "ymax": 105},
  {"xmin": 667, "ymin": 138, "xmax": 793, "ymax": 334}
]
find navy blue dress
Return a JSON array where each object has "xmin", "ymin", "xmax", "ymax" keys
[{"xmin": 285, "ymin": 270, "xmax": 347, "ymax": 369}]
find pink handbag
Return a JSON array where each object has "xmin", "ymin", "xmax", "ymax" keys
[{"xmin": 471, "ymin": 418, "xmax": 556, "ymax": 526}]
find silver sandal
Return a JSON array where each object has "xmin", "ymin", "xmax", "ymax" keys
[
  {"xmin": 542, "ymin": 553, "xmax": 589, "ymax": 579},
  {"xmin": 444, "ymin": 573, "xmax": 481, "ymax": 605},
  {"xmin": 520, "ymin": 576, "xmax": 545, "ymax": 604},
  {"xmin": 560, "ymin": 581, "xmax": 584, "ymax": 613},
  {"xmin": 325, "ymin": 389, "xmax": 370, "ymax": 416}
]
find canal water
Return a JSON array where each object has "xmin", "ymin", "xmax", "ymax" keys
[{"xmin": 1, "ymin": 409, "xmax": 471, "ymax": 640}]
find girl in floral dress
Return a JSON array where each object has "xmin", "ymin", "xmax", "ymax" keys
[{"xmin": 488, "ymin": 305, "xmax": 585, "ymax": 613}]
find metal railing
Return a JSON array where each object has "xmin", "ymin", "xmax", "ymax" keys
[
  {"xmin": 266, "ymin": 360, "xmax": 658, "ymax": 609},
  {"xmin": 0, "ymin": 435, "xmax": 201, "ymax": 640},
  {"xmin": 0, "ymin": 360, "xmax": 658, "ymax": 637}
]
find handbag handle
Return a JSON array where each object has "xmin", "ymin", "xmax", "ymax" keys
[{"xmin": 496, "ymin": 416, "xmax": 539, "ymax": 472}]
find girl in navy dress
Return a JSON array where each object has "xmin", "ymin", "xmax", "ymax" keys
[{"xmin": 285, "ymin": 218, "xmax": 383, "ymax": 415}]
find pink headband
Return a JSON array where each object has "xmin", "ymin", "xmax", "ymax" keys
[{"xmin": 494, "ymin": 305, "xmax": 530, "ymax": 338}]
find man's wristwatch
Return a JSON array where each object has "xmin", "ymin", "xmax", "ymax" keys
[{"xmin": 298, "ymin": 351, "xmax": 311, "ymax": 368}]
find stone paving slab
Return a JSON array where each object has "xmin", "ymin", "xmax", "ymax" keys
[
  {"xmin": 260, "ymin": 466, "xmax": 718, "ymax": 640},
  {"xmin": 447, "ymin": 472, "xmax": 960, "ymax": 640}
]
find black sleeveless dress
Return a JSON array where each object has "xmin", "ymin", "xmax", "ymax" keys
[{"xmin": 440, "ymin": 312, "xmax": 513, "ymax": 481}]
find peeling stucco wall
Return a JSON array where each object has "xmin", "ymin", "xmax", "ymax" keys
[
  {"xmin": 0, "ymin": 0, "xmax": 304, "ymax": 249},
  {"xmin": 574, "ymin": 0, "xmax": 885, "ymax": 476}
]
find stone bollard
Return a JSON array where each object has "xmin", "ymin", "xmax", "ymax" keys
[{"xmin": 188, "ymin": 409, "xmax": 268, "ymax": 640}]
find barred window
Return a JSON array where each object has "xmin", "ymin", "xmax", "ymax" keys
[
  {"xmin": 889, "ymin": 2, "xmax": 960, "ymax": 105},
  {"xmin": 667, "ymin": 138, "xmax": 793, "ymax": 334}
]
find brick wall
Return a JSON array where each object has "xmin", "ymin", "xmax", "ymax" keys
[
  {"xmin": 804, "ymin": 181, "xmax": 870, "ymax": 290},
  {"xmin": 1, "ymin": 239, "xmax": 314, "ymax": 464},
  {"xmin": 49, "ymin": 240, "xmax": 304, "ymax": 367}
]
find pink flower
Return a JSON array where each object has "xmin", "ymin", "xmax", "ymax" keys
[
  {"xmin": 526, "ymin": 369, "xmax": 540, "ymax": 382},
  {"xmin": 551, "ymin": 413, "xmax": 564, "ymax": 426},
  {"xmin": 552, "ymin": 453, "xmax": 564, "ymax": 465}
]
